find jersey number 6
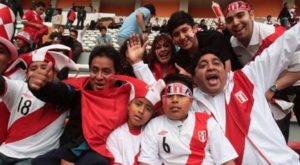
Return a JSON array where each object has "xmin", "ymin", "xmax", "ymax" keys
[{"xmin": 162, "ymin": 137, "xmax": 171, "ymax": 153}]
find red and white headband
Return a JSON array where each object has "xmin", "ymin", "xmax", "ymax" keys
[
  {"xmin": 163, "ymin": 83, "xmax": 192, "ymax": 97},
  {"xmin": 224, "ymin": 1, "xmax": 252, "ymax": 16}
]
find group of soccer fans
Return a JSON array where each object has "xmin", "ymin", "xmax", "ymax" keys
[{"xmin": 0, "ymin": 0, "xmax": 300, "ymax": 165}]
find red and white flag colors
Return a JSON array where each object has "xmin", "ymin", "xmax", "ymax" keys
[
  {"xmin": 5, "ymin": 44, "xmax": 79, "ymax": 75},
  {"xmin": 111, "ymin": 75, "xmax": 165, "ymax": 110},
  {"xmin": 15, "ymin": 31, "xmax": 32, "ymax": 44},
  {"xmin": 224, "ymin": 1, "xmax": 252, "ymax": 16},
  {"xmin": 0, "ymin": 3, "xmax": 17, "ymax": 61},
  {"xmin": 163, "ymin": 82, "xmax": 192, "ymax": 97}
]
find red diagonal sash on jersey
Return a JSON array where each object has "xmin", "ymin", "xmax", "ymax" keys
[
  {"xmin": 225, "ymin": 71, "xmax": 254, "ymax": 164},
  {"xmin": 253, "ymin": 26, "xmax": 286, "ymax": 59},
  {"xmin": 5, "ymin": 103, "xmax": 63, "ymax": 143},
  {"xmin": 64, "ymin": 77, "xmax": 131, "ymax": 160},
  {"xmin": 0, "ymin": 102, "xmax": 9, "ymax": 143},
  {"xmin": 186, "ymin": 112, "xmax": 210, "ymax": 164}
]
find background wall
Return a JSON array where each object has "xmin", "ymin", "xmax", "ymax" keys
[
  {"xmin": 141, "ymin": 0, "xmax": 180, "ymax": 17},
  {"xmin": 17, "ymin": 0, "xmax": 298, "ymax": 17}
]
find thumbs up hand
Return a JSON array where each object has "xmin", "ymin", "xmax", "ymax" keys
[{"xmin": 28, "ymin": 62, "xmax": 54, "ymax": 91}]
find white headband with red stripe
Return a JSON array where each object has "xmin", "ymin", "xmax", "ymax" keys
[
  {"xmin": 163, "ymin": 83, "xmax": 192, "ymax": 97},
  {"xmin": 224, "ymin": 1, "xmax": 252, "ymax": 16}
]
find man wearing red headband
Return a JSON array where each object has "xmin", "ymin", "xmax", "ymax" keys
[{"xmin": 224, "ymin": 0, "xmax": 300, "ymax": 142}]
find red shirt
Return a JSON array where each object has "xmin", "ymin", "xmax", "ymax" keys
[{"xmin": 22, "ymin": 10, "xmax": 43, "ymax": 42}]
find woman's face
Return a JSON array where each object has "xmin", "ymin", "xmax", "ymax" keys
[{"xmin": 154, "ymin": 39, "xmax": 172, "ymax": 64}]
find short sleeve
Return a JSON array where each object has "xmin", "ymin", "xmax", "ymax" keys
[
  {"xmin": 1, "ymin": 78, "xmax": 24, "ymax": 112},
  {"xmin": 139, "ymin": 120, "xmax": 162, "ymax": 165},
  {"xmin": 137, "ymin": 7, "xmax": 151, "ymax": 20},
  {"xmin": 207, "ymin": 117, "xmax": 238, "ymax": 164},
  {"xmin": 106, "ymin": 129, "xmax": 123, "ymax": 164},
  {"xmin": 22, "ymin": 10, "xmax": 33, "ymax": 21}
]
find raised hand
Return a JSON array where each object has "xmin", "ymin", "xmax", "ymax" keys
[
  {"xmin": 126, "ymin": 33, "xmax": 149, "ymax": 64},
  {"xmin": 28, "ymin": 62, "xmax": 53, "ymax": 91}
]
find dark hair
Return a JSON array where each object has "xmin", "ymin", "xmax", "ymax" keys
[
  {"xmin": 143, "ymin": 4, "xmax": 156, "ymax": 16},
  {"xmin": 35, "ymin": 1, "xmax": 46, "ymax": 8},
  {"xmin": 88, "ymin": 46, "xmax": 122, "ymax": 74},
  {"xmin": 163, "ymin": 73, "xmax": 194, "ymax": 94},
  {"xmin": 147, "ymin": 34, "xmax": 176, "ymax": 68},
  {"xmin": 69, "ymin": 29, "xmax": 78, "ymax": 37},
  {"xmin": 119, "ymin": 36, "xmax": 146, "ymax": 77},
  {"xmin": 191, "ymin": 48, "xmax": 226, "ymax": 76},
  {"xmin": 99, "ymin": 26, "xmax": 107, "ymax": 31},
  {"xmin": 167, "ymin": 11, "xmax": 195, "ymax": 35}
]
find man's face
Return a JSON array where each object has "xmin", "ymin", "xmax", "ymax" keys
[
  {"xmin": 0, "ymin": 44, "xmax": 10, "ymax": 73},
  {"xmin": 154, "ymin": 39, "xmax": 172, "ymax": 64},
  {"xmin": 194, "ymin": 53, "xmax": 227, "ymax": 96},
  {"xmin": 100, "ymin": 29, "xmax": 106, "ymax": 36},
  {"xmin": 27, "ymin": 61, "xmax": 56, "ymax": 82},
  {"xmin": 171, "ymin": 23, "xmax": 197, "ymax": 50},
  {"xmin": 127, "ymin": 98, "xmax": 154, "ymax": 129},
  {"xmin": 89, "ymin": 56, "xmax": 116, "ymax": 91},
  {"xmin": 15, "ymin": 38, "xmax": 26, "ymax": 49},
  {"xmin": 70, "ymin": 32, "xmax": 77, "ymax": 40},
  {"xmin": 225, "ymin": 10, "xmax": 254, "ymax": 45},
  {"xmin": 36, "ymin": 6, "xmax": 45, "ymax": 15}
]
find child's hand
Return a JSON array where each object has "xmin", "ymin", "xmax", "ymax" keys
[{"xmin": 126, "ymin": 33, "xmax": 149, "ymax": 64}]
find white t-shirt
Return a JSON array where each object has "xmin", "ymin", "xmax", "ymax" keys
[
  {"xmin": 0, "ymin": 78, "xmax": 67, "ymax": 159},
  {"xmin": 139, "ymin": 111, "xmax": 237, "ymax": 165},
  {"xmin": 106, "ymin": 123, "xmax": 141, "ymax": 165}
]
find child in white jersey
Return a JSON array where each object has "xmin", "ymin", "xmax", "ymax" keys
[
  {"xmin": 0, "ymin": 45, "xmax": 78, "ymax": 164},
  {"xmin": 106, "ymin": 75, "xmax": 165, "ymax": 165},
  {"xmin": 139, "ymin": 73, "xmax": 237, "ymax": 165}
]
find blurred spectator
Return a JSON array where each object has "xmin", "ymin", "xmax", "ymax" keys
[
  {"xmin": 66, "ymin": 7, "xmax": 76, "ymax": 29},
  {"xmin": 57, "ymin": 25, "xmax": 65, "ymax": 36},
  {"xmin": 44, "ymin": 4, "xmax": 54, "ymax": 22},
  {"xmin": 96, "ymin": 26, "xmax": 113, "ymax": 46},
  {"xmin": 289, "ymin": 5, "xmax": 298, "ymax": 27},
  {"xmin": 159, "ymin": 19, "xmax": 168, "ymax": 33},
  {"xmin": 119, "ymin": 17, "xmax": 124, "ymax": 25},
  {"xmin": 199, "ymin": 19, "xmax": 208, "ymax": 31},
  {"xmin": 77, "ymin": 6, "xmax": 86, "ymax": 29},
  {"xmin": 69, "ymin": 29, "xmax": 83, "ymax": 63},
  {"xmin": 264, "ymin": 15, "xmax": 273, "ymax": 25},
  {"xmin": 290, "ymin": 11, "xmax": 299, "ymax": 27},
  {"xmin": 14, "ymin": 31, "xmax": 34, "ymax": 55},
  {"xmin": 278, "ymin": 2, "xmax": 291, "ymax": 28},
  {"xmin": 22, "ymin": 1, "xmax": 48, "ymax": 47},
  {"xmin": 152, "ymin": 17, "xmax": 160, "ymax": 31},
  {"xmin": 117, "ymin": 4, "xmax": 156, "ymax": 46},
  {"xmin": 108, "ymin": 19, "xmax": 120, "ymax": 29}
]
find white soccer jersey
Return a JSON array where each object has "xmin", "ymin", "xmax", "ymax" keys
[
  {"xmin": 139, "ymin": 111, "xmax": 237, "ymax": 165},
  {"xmin": 106, "ymin": 123, "xmax": 141, "ymax": 165},
  {"xmin": 192, "ymin": 23, "xmax": 300, "ymax": 164},
  {"xmin": 0, "ymin": 78, "xmax": 67, "ymax": 159}
]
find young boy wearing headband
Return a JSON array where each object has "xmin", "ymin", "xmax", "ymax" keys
[
  {"xmin": 139, "ymin": 74, "xmax": 237, "ymax": 165},
  {"xmin": 106, "ymin": 75, "xmax": 165, "ymax": 165}
]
